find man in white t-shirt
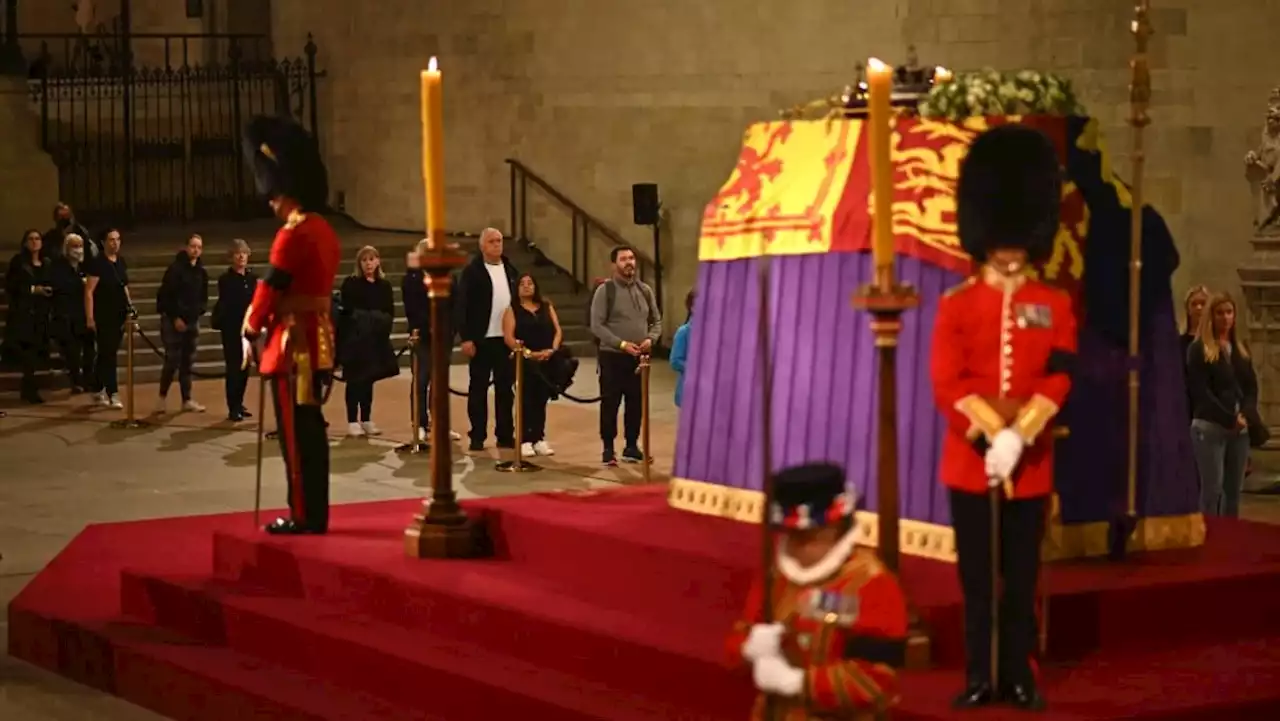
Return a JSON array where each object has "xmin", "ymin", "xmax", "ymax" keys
[{"xmin": 455, "ymin": 228, "xmax": 519, "ymax": 451}]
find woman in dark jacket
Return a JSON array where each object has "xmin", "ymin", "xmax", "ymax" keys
[
  {"xmin": 338, "ymin": 245, "xmax": 398, "ymax": 437},
  {"xmin": 213, "ymin": 239, "xmax": 258, "ymax": 422},
  {"xmin": 48, "ymin": 232, "xmax": 95, "ymax": 393},
  {"xmin": 501, "ymin": 273, "xmax": 562, "ymax": 457},
  {"xmin": 4, "ymin": 229, "xmax": 54, "ymax": 403},
  {"xmin": 1186, "ymin": 291, "xmax": 1262, "ymax": 518},
  {"xmin": 154, "ymin": 234, "xmax": 210, "ymax": 414}
]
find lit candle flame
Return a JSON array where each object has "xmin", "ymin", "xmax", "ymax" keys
[
  {"xmin": 427, "ymin": 56, "xmax": 438, "ymax": 73},
  {"xmin": 867, "ymin": 57, "xmax": 890, "ymax": 74},
  {"xmin": 933, "ymin": 66, "xmax": 954, "ymax": 83}
]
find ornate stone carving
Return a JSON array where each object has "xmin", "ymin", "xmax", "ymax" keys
[{"xmin": 1244, "ymin": 88, "xmax": 1280, "ymax": 236}]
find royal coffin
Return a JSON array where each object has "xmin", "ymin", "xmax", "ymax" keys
[{"xmin": 669, "ymin": 115, "xmax": 1205, "ymax": 561}]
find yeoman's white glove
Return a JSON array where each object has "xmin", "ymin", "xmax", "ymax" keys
[
  {"xmin": 742, "ymin": 623, "xmax": 785, "ymax": 662},
  {"xmin": 752, "ymin": 655, "xmax": 804, "ymax": 697},
  {"xmin": 984, "ymin": 428, "xmax": 1025, "ymax": 484}
]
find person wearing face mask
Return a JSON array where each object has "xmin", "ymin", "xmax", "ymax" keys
[
  {"xmin": 4, "ymin": 229, "xmax": 54, "ymax": 403},
  {"xmin": 45, "ymin": 202, "xmax": 97, "ymax": 259},
  {"xmin": 49, "ymin": 233, "xmax": 96, "ymax": 393}
]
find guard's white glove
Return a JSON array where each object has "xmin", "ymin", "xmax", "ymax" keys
[
  {"xmin": 752, "ymin": 655, "xmax": 804, "ymax": 697},
  {"xmin": 742, "ymin": 623, "xmax": 785, "ymax": 662},
  {"xmin": 984, "ymin": 428, "xmax": 1026, "ymax": 484}
]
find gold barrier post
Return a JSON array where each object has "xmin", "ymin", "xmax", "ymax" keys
[
  {"xmin": 637, "ymin": 353, "xmax": 652, "ymax": 483},
  {"xmin": 496, "ymin": 344, "xmax": 541, "ymax": 473},
  {"xmin": 396, "ymin": 335, "xmax": 428, "ymax": 454},
  {"xmin": 109, "ymin": 319, "xmax": 150, "ymax": 429}
]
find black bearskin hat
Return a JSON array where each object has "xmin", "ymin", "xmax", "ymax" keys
[
  {"xmin": 242, "ymin": 115, "xmax": 329, "ymax": 211},
  {"xmin": 956, "ymin": 123, "xmax": 1062, "ymax": 264}
]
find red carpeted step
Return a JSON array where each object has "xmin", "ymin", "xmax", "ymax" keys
[
  {"xmin": 11, "ymin": 611, "xmax": 431, "ymax": 721},
  {"xmin": 892, "ymin": 636, "xmax": 1280, "ymax": 721},
  {"xmin": 209, "ymin": 531, "xmax": 751, "ymax": 717},
  {"xmin": 474, "ymin": 496, "xmax": 1280, "ymax": 664},
  {"xmin": 120, "ymin": 570, "xmax": 750, "ymax": 721}
]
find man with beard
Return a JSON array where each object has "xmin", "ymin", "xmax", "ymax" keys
[
  {"xmin": 589, "ymin": 245, "xmax": 663, "ymax": 466},
  {"xmin": 240, "ymin": 115, "xmax": 342, "ymax": 535}
]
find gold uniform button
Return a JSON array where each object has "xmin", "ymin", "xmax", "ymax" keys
[
  {"xmin": 1003, "ymin": 344, "xmax": 1013, "ymax": 355},
  {"xmin": 1002, "ymin": 381, "xmax": 1013, "ymax": 393}
]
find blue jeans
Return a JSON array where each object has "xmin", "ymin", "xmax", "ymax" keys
[{"xmin": 1190, "ymin": 419, "xmax": 1249, "ymax": 517}]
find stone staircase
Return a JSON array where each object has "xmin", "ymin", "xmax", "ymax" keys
[{"xmin": 0, "ymin": 219, "xmax": 595, "ymax": 394}]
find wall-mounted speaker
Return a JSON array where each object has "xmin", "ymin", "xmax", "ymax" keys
[{"xmin": 632, "ymin": 183, "xmax": 659, "ymax": 226}]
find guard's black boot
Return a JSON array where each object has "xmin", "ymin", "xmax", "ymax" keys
[
  {"xmin": 1002, "ymin": 682, "xmax": 1047, "ymax": 711},
  {"xmin": 952, "ymin": 680, "xmax": 996, "ymax": 709},
  {"xmin": 264, "ymin": 517, "xmax": 324, "ymax": 535}
]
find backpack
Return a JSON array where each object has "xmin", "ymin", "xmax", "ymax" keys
[{"xmin": 588, "ymin": 278, "xmax": 657, "ymax": 349}]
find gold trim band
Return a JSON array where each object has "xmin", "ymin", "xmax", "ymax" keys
[
  {"xmin": 1012, "ymin": 393, "xmax": 1060, "ymax": 445},
  {"xmin": 955, "ymin": 394, "xmax": 1005, "ymax": 439},
  {"xmin": 668, "ymin": 477, "xmax": 1206, "ymax": 563}
]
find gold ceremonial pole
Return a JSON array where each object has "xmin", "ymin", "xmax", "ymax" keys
[
  {"xmin": 496, "ymin": 344, "xmax": 541, "ymax": 473},
  {"xmin": 397, "ymin": 335, "xmax": 428, "ymax": 454},
  {"xmin": 404, "ymin": 57, "xmax": 489, "ymax": 559},
  {"xmin": 755, "ymin": 254, "xmax": 780, "ymax": 721},
  {"xmin": 638, "ymin": 353, "xmax": 652, "ymax": 483},
  {"xmin": 1114, "ymin": 1, "xmax": 1153, "ymax": 559},
  {"xmin": 109, "ymin": 318, "xmax": 150, "ymax": 429}
]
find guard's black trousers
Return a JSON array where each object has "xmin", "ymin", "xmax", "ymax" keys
[
  {"xmin": 950, "ymin": 489, "xmax": 1046, "ymax": 688},
  {"xmin": 270, "ymin": 372, "xmax": 331, "ymax": 532}
]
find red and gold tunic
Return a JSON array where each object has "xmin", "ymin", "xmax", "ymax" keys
[
  {"xmin": 727, "ymin": 547, "xmax": 909, "ymax": 720},
  {"xmin": 243, "ymin": 210, "xmax": 342, "ymax": 404},
  {"xmin": 930, "ymin": 266, "xmax": 1077, "ymax": 498}
]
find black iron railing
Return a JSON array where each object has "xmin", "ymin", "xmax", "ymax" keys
[
  {"xmin": 17, "ymin": 32, "xmax": 321, "ymax": 228},
  {"xmin": 506, "ymin": 159, "xmax": 663, "ymax": 310}
]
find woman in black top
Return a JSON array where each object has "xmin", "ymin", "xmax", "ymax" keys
[
  {"xmin": 48, "ymin": 232, "xmax": 95, "ymax": 393},
  {"xmin": 4, "ymin": 229, "xmax": 54, "ymax": 403},
  {"xmin": 84, "ymin": 229, "xmax": 133, "ymax": 409},
  {"xmin": 502, "ymin": 273, "xmax": 562, "ymax": 456},
  {"xmin": 1186, "ymin": 291, "xmax": 1260, "ymax": 517},
  {"xmin": 337, "ymin": 246, "xmax": 398, "ymax": 437},
  {"xmin": 213, "ymin": 239, "xmax": 259, "ymax": 421}
]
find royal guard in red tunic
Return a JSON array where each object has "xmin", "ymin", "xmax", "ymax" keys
[
  {"xmin": 930, "ymin": 124, "xmax": 1078, "ymax": 712},
  {"xmin": 241, "ymin": 115, "xmax": 343, "ymax": 535},
  {"xmin": 727, "ymin": 463, "xmax": 910, "ymax": 720}
]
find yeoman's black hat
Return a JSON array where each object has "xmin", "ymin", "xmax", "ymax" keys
[{"xmin": 769, "ymin": 463, "xmax": 857, "ymax": 530}]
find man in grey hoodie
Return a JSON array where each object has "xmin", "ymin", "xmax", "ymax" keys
[{"xmin": 589, "ymin": 246, "xmax": 663, "ymax": 466}]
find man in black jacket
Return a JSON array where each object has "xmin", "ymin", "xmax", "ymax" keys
[
  {"xmin": 454, "ymin": 228, "xmax": 518, "ymax": 451},
  {"xmin": 45, "ymin": 202, "xmax": 98, "ymax": 259},
  {"xmin": 155, "ymin": 233, "xmax": 209, "ymax": 413},
  {"xmin": 404, "ymin": 241, "xmax": 462, "ymax": 443}
]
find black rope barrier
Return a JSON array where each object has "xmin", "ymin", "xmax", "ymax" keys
[
  {"xmin": 524, "ymin": 358, "xmax": 601, "ymax": 404},
  {"xmin": 133, "ymin": 325, "xmax": 227, "ymax": 379}
]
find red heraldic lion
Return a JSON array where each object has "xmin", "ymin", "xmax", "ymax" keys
[
  {"xmin": 727, "ymin": 464, "xmax": 909, "ymax": 720},
  {"xmin": 241, "ymin": 115, "xmax": 342, "ymax": 536}
]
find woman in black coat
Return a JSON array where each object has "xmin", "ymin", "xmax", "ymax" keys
[
  {"xmin": 48, "ymin": 232, "xmax": 95, "ymax": 393},
  {"xmin": 337, "ymin": 246, "xmax": 399, "ymax": 437},
  {"xmin": 212, "ymin": 239, "xmax": 259, "ymax": 422},
  {"xmin": 4, "ymin": 230, "xmax": 54, "ymax": 403}
]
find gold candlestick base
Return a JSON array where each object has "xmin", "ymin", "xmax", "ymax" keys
[
  {"xmin": 109, "ymin": 418, "xmax": 151, "ymax": 430},
  {"xmin": 395, "ymin": 441, "xmax": 429, "ymax": 454}
]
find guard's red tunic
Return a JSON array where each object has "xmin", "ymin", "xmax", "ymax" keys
[
  {"xmin": 243, "ymin": 210, "xmax": 342, "ymax": 404},
  {"xmin": 930, "ymin": 266, "xmax": 1077, "ymax": 498},
  {"xmin": 727, "ymin": 547, "xmax": 909, "ymax": 720}
]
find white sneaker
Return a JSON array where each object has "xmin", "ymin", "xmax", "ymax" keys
[
  {"xmin": 182, "ymin": 399, "xmax": 206, "ymax": 413},
  {"xmin": 520, "ymin": 442, "xmax": 536, "ymax": 457},
  {"xmin": 449, "ymin": 429, "xmax": 462, "ymax": 441},
  {"xmin": 155, "ymin": 396, "xmax": 169, "ymax": 415},
  {"xmin": 418, "ymin": 427, "xmax": 428, "ymax": 442},
  {"xmin": 361, "ymin": 421, "xmax": 382, "ymax": 436},
  {"xmin": 95, "ymin": 391, "xmax": 110, "ymax": 407},
  {"xmin": 347, "ymin": 422, "xmax": 365, "ymax": 437},
  {"xmin": 108, "ymin": 394, "xmax": 124, "ymax": 410},
  {"xmin": 533, "ymin": 440, "xmax": 555, "ymax": 456}
]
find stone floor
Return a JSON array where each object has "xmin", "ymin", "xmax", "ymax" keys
[{"xmin": 1, "ymin": 358, "xmax": 1279, "ymax": 719}]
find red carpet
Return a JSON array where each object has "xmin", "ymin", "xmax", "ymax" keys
[{"xmin": 9, "ymin": 486, "xmax": 1280, "ymax": 720}]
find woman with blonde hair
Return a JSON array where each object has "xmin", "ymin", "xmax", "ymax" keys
[
  {"xmin": 337, "ymin": 245, "xmax": 398, "ymax": 436},
  {"xmin": 1185, "ymin": 292, "xmax": 1265, "ymax": 516},
  {"xmin": 1180, "ymin": 285, "xmax": 1210, "ymax": 420}
]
